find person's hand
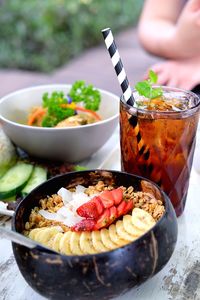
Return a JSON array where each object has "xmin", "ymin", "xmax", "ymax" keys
[
  {"xmin": 144, "ymin": 55, "xmax": 200, "ymax": 90},
  {"xmin": 173, "ymin": 0, "xmax": 200, "ymax": 58}
]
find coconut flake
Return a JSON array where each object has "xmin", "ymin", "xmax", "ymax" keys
[
  {"xmin": 69, "ymin": 192, "xmax": 91, "ymax": 211},
  {"xmin": 62, "ymin": 210, "xmax": 84, "ymax": 227},
  {"xmin": 57, "ymin": 187, "xmax": 72, "ymax": 205},
  {"xmin": 39, "ymin": 209, "xmax": 65, "ymax": 222},
  {"xmin": 56, "ymin": 206, "xmax": 70, "ymax": 218},
  {"xmin": 75, "ymin": 185, "xmax": 86, "ymax": 193}
]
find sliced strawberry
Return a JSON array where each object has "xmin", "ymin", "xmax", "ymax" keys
[
  {"xmin": 93, "ymin": 196, "xmax": 104, "ymax": 215},
  {"xmin": 123, "ymin": 200, "xmax": 134, "ymax": 215},
  {"xmin": 109, "ymin": 206, "xmax": 118, "ymax": 223},
  {"xmin": 77, "ymin": 200, "xmax": 99, "ymax": 219},
  {"xmin": 94, "ymin": 208, "xmax": 110, "ymax": 230},
  {"xmin": 111, "ymin": 187, "xmax": 123, "ymax": 205},
  {"xmin": 71, "ymin": 219, "xmax": 95, "ymax": 232},
  {"xmin": 117, "ymin": 200, "xmax": 127, "ymax": 217},
  {"xmin": 99, "ymin": 190, "xmax": 114, "ymax": 208}
]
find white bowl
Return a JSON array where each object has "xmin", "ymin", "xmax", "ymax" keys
[{"xmin": 0, "ymin": 84, "xmax": 119, "ymax": 162}]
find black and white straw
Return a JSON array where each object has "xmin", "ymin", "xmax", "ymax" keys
[
  {"xmin": 101, "ymin": 27, "xmax": 162, "ymax": 186},
  {"xmin": 101, "ymin": 28, "xmax": 134, "ymax": 106}
]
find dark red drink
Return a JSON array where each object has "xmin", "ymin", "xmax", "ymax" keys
[{"xmin": 120, "ymin": 87, "xmax": 200, "ymax": 216}]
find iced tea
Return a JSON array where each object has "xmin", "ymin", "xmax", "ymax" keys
[{"xmin": 120, "ymin": 87, "xmax": 200, "ymax": 216}]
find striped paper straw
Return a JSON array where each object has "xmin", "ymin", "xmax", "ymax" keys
[
  {"xmin": 101, "ymin": 27, "xmax": 150, "ymax": 159},
  {"xmin": 101, "ymin": 28, "xmax": 134, "ymax": 106},
  {"xmin": 102, "ymin": 27, "xmax": 162, "ymax": 186},
  {"xmin": 128, "ymin": 115, "xmax": 150, "ymax": 160}
]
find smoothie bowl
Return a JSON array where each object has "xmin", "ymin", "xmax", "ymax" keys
[{"xmin": 12, "ymin": 170, "xmax": 178, "ymax": 300}]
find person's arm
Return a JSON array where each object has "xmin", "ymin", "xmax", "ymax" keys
[
  {"xmin": 138, "ymin": 0, "xmax": 185, "ymax": 58},
  {"xmin": 174, "ymin": 0, "xmax": 200, "ymax": 57}
]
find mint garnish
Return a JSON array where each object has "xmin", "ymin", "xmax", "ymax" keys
[{"xmin": 135, "ymin": 70, "xmax": 163, "ymax": 99}]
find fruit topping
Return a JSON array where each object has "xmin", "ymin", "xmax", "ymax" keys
[
  {"xmin": 71, "ymin": 219, "xmax": 96, "ymax": 232},
  {"xmin": 73, "ymin": 188, "xmax": 134, "ymax": 232}
]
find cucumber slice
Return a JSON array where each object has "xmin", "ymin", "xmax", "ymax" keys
[
  {"xmin": 21, "ymin": 166, "xmax": 47, "ymax": 196},
  {"xmin": 0, "ymin": 163, "xmax": 33, "ymax": 200}
]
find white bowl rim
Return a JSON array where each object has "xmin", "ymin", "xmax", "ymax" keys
[{"xmin": 0, "ymin": 84, "xmax": 119, "ymax": 130}]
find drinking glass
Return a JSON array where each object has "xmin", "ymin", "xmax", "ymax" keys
[{"xmin": 120, "ymin": 87, "xmax": 200, "ymax": 216}]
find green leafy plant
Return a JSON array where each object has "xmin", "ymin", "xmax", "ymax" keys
[
  {"xmin": 74, "ymin": 165, "xmax": 87, "ymax": 171},
  {"xmin": 0, "ymin": 0, "xmax": 143, "ymax": 72},
  {"xmin": 135, "ymin": 70, "xmax": 163, "ymax": 99},
  {"xmin": 41, "ymin": 80, "xmax": 101, "ymax": 127},
  {"xmin": 69, "ymin": 80, "xmax": 101, "ymax": 111},
  {"xmin": 42, "ymin": 92, "xmax": 75, "ymax": 127}
]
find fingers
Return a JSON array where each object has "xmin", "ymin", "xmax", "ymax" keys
[
  {"xmin": 177, "ymin": 79, "xmax": 198, "ymax": 90},
  {"xmin": 156, "ymin": 71, "xmax": 170, "ymax": 86},
  {"xmin": 165, "ymin": 79, "xmax": 178, "ymax": 88},
  {"xmin": 143, "ymin": 62, "xmax": 170, "ymax": 85},
  {"xmin": 143, "ymin": 63, "xmax": 165, "ymax": 80},
  {"xmin": 143, "ymin": 60, "xmax": 199, "ymax": 90}
]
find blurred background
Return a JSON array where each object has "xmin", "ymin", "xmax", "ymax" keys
[{"xmin": 0, "ymin": 0, "xmax": 158, "ymax": 97}]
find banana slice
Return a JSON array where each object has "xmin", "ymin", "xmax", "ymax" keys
[
  {"xmin": 80, "ymin": 232, "xmax": 97, "ymax": 254},
  {"xmin": 29, "ymin": 227, "xmax": 46, "ymax": 240},
  {"xmin": 100, "ymin": 228, "xmax": 118, "ymax": 250},
  {"xmin": 132, "ymin": 208, "xmax": 156, "ymax": 231},
  {"xmin": 91, "ymin": 231, "xmax": 109, "ymax": 253},
  {"xmin": 116, "ymin": 220, "xmax": 136, "ymax": 242},
  {"xmin": 47, "ymin": 232, "xmax": 62, "ymax": 251},
  {"xmin": 60, "ymin": 231, "xmax": 72, "ymax": 255},
  {"xmin": 70, "ymin": 232, "xmax": 83, "ymax": 255},
  {"xmin": 123, "ymin": 215, "xmax": 143, "ymax": 237},
  {"xmin": 109, "ymin": 224, "xmax": 127, "ymax": 247},
  {"xmin": 34, "ymin": 227, "xmax": 60, "ymax": 246},
  {"xmin": 51, "ymin": 232, "xmax": 63, "ymax": 252}
]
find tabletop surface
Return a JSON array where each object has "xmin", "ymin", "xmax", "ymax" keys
[{"xmin": 0, "ymin": 128, "xmax": 200, "ymax": 300}]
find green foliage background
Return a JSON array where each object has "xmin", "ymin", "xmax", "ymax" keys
[{"xmin": 0, "ymin": 0, "xmax": 143, "ymax": 72}]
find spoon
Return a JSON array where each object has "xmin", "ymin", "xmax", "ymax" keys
[
  {"xmin": 0, "ymin": 208, "xmax": 14, "ymax": 217},
  {"xmin": 0, "ymin": 226, "xmax": 58, "ymax": 254}
]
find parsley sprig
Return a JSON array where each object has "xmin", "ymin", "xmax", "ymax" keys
[
  {"xmin": 69, "ymin": 80, "xmax": 101, "ymax": 111},
  {"xmin": 41, "ymin": 81, "xmax": 101, "ymax": 127},
  {"xmin": 42, "ymin": 91, "xmax": 75, "ymax": 127},
  {"xmin": 135, "ymin": 70, "xmax": 163, "ymax": 99}
]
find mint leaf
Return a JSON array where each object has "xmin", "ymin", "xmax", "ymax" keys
[
  {"xmin": 135, "ymin": 81, "xmax": 151, "ymax": 98},
  {"xmin": 135, "ymin": 69, "xmax": 163, "ymax": 99},
  {"xmin": 148, "ymin": 70, "xmax": 158, "ymax": 85},
  {"xmin": 151, "ymin": 87, "xmax": 163, "ymax": 99}
]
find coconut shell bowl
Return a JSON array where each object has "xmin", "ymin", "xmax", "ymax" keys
[{"xmin": 12, "ymin": 170, "xmax": 178, "ymax": 300}]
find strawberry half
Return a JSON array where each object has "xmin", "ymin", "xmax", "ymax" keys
[
  {"xmin": 123, "ymin": 200, "xmax": 134, "ymax": 215},
  {"xmin": 94, "ymin": 208, "xmax": 110, "ymax": 230},
  {"xmin": 93, "ymin": 196, "xmax": 104, "ymax": 215},
  {"xmin": 99, "ymin": 190, "xmax": 114, "ymax": 208},
  {"xmin": 71, "ymin": 219, "xmax": 95, "ymax": 232},
  {"xmin": 111, "ymin": 187, "xmax": 123, "ymax": 205},
  {"xmin": 77, "ymin": 200, "xmax": 99, "ymax": 219},
  {"xmin": 117, "ymin": 200, "xmax": 127, "ymax": 217},
  {"xmin": 109, "ymin": 206, "xmax": 118, "ymax": 223}
]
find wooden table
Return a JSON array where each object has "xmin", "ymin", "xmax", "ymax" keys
[{"xmin": 1, "ymin": 128, "xmax": 200, "ymax": 300}]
